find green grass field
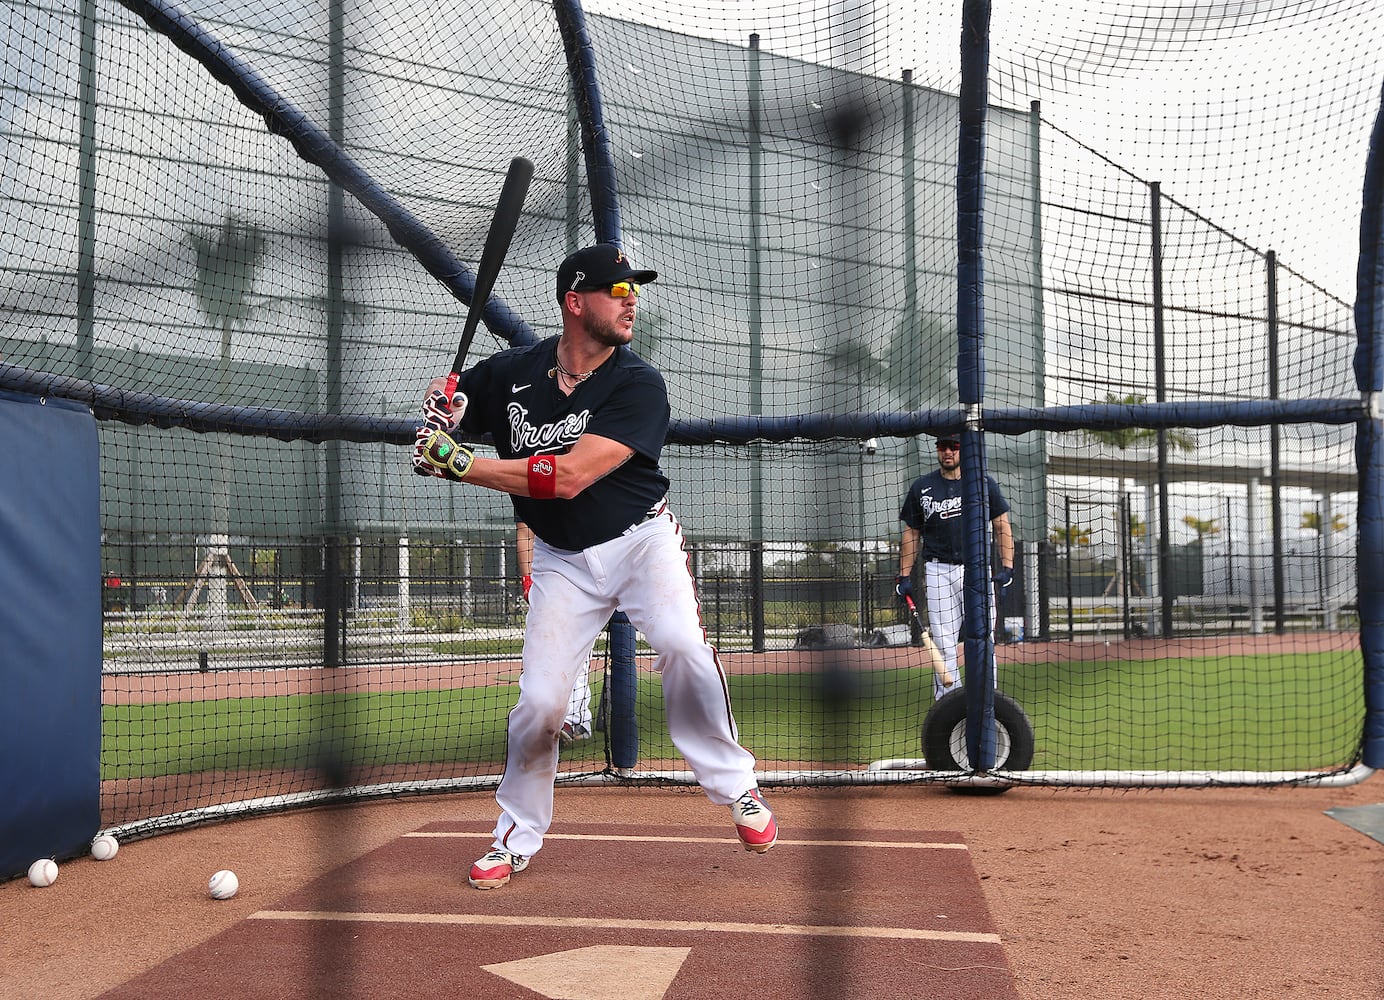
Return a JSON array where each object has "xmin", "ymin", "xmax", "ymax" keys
[{"xmin": 101, "ymin": 650, "xmax": 1364, "ymax": 779}]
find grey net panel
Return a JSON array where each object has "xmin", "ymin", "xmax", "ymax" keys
[{"xmin": 0, "ymin": 1, "xmax": 1376, "ymax": 831}]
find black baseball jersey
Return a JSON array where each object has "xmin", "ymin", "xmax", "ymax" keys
[
  {"xmin": 899, "ymin": 470, "xmax": 1010, "ymax": 564},
  {"xmin": 454, "ymin": 335, "xmax": 670, "ymax": 550}
]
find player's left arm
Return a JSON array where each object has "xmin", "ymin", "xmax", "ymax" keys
[
  {"xmin": 516, "ymin": 520, "xmax": 535, "ymax": 601},
  {"xmin": 991, "ymin": 511, "xmax": 1014, "ymax": 567},
  {"xmin": 516, "ymin": 521, "xmax": 534, "ymax": 574},
  {"xmin": 990, "ymin": 510, "xmax": 1015, "ymax": 588},
  {"xmin": 986, "ymin": 478, "xmax": 1015, "ymax": 573},
  {"xmin": 418, "ymin": 429, "xmax": 633, "ymax": 498}
]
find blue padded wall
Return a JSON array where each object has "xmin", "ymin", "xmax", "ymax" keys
[{"xmin": 0, "ymin": 391, "xmax": 101, "ymax": 880}]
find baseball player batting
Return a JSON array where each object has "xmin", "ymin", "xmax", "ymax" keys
[{"xmin": 413, "ymin": 242, "xmax": 777, "ymax": 889}]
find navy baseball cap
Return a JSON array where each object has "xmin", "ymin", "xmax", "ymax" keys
[
  {"xmin": 936, "ymin": 434, "xmax": 961, "ymax": 447},
  {"xmin": 556, "ymin": 243, "xmax": 658, "ymax": 302}
]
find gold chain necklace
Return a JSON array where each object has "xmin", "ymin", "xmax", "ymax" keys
[{"xmin": 549, "ymin": 355, "xmax": 596, "ymax": 385}]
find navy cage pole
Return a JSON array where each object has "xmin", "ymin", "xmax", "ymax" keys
[
  {"xmin": 554, "ymin": 0, "xmax": 622, "ymax": 247},
  {"xmin": 956, "ymin": 0, "xmax": 997, "ymax": 769},
  {"xmin": 116, "ymin": 0, "xmax": 536, "ymax": 349},
  {"xmin": 1354, "ymin": 80, "xmax": 1384, "ymax": 770},
  {"xmin": 554, "ymin": 0, "xmax": 640, "ymax": 767}
]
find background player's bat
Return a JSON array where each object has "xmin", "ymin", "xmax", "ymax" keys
[
  {"xmin": 444, "ymin": 156, "xmax": 534, "ymax": 404},
  {"xmin": 904, "ymin": 593, "xmax": 955, "ymax": 686}
]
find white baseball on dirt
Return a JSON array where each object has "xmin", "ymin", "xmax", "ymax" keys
[
  {"xmin": 208, "ymin": 869, "xmax": 239, "ymax": 900},
  {"xmin": 27, "ymin": 859, "xmax": 58, "ymax": 887},
  {"xmin": 90, "ymin": 834, "xmax": 119, "ymax": 861}
]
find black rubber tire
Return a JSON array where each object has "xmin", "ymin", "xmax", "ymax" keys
[{"xmin": 921, "ymin": 689, "xmax": 1035, "ymax": 795}]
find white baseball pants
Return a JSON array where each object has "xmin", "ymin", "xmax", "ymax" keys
[
  {"xmin": 490, "ymin": 507, "xmax": 759, "ymax": 858},
  {"xmin": 925, "ymin": 561, "xmax": 999, "ymax": 701}
]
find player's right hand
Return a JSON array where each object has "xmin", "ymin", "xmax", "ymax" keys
[
  {"xmin": 421, "ymin": 384, "xmax": 465, "ymax": 432},
  {"xmin": 895, "ymin": 574, "xmax": 912, "ymax": 602},
  {"xmin": 521, "ymin": 574, "xmax": 532, "ymax": 602}
]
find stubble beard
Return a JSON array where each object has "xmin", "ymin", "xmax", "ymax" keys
[{"xmin": 586, "ymin": 313, "xmax": 634, "ymax": 349}]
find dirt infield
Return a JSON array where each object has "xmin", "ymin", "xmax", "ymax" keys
[
  {"xmin": 3, "ymin": 781, "xmax": 1380, "ymax": 999},
  {"xmin": 92, "ymin": 821, "xmax": 1018, "ymax": 1000}
]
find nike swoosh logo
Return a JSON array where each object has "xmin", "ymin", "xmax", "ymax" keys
[{"xmin": 512, "ymin": 383, "xmax": 531, "ymax": 393}]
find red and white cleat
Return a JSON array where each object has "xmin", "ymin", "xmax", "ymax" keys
[
  {"xmin": 469, "ymin": 848, "xmax": 529, "ymax": 889},
  {"xmin": 730, "ymin": 788, "xmax": 778, "ymax": 854}
]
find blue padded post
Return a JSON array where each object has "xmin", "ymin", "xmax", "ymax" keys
[
  {"xmin": 956, "ymin": 0, "xmax": 998, "ymax": 770},
  {"xmin": 0, "ymin": 391, "xmax": 102, "ymax": 879},
  {"xmin": 1354, "ymin": 79, "xmax": 1384, "ymax": 770},
  {"xmin": 606, "ymin": 612, "xmax": 639, "ymax": 770}
]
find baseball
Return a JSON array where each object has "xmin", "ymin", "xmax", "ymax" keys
[
  {"xmin": 208, "ymin": 869, "xmax": 239, "ymax": 900},
  {"xmin": 91, "ymin": 834, "xmax": 119, "ymax": 861},
  {"xmin": 27, "ymin": 859, "xmax": 58, "ymax": 887}
]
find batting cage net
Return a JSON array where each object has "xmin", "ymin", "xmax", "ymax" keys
[{"xmin": 2, "ymin": 0, "xmax": 1379, "ymax": 835}]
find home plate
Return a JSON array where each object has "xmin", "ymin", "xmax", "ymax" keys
[{"xmin": 481, "ymin": 945, "xmax": 691, "ymax": 999}]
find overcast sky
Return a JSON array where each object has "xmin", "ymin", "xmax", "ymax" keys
[{"xmin": 582, "ymin": 0, "xmax": 1382, "ymax": 301}]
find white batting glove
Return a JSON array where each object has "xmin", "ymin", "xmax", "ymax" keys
[
  {"xmin": 413, "ymin": 379, "xmax": 469, "ymax": 477},
  {"xmin": 421, "ymin": 387, "xmax": 465, "ymax": 432}
]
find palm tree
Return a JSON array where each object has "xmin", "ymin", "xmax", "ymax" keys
[
  {"xmin": 1081, "ymin": 393, "xmax": 1197, "ymax": 454},
  {"xmin": 1080, "ymin": 393, "xmax": 1196, "ymax": 603},
  {"xmin": 1179, "ymin": 515, "xmax": 1223, "ymax": 604},
  {"xmin": 882, "ymin": 309, "xmax": 955, "ymax": 413},
  {"xmin": 1300, "ymin": 506, "xmax": 1348, "ymax": 625},
  {"xmin": 1182, "ymin": 514, "xmax": 1222, "ymax": 542},
  {"xmin": 185, "ymin": 212, "xmax": 267, "ymax": 624},
  {"xmin": 1299, "ymin": 509, "xmax": 1348, "ymax": 534},
  {"xmin": 187, "ymin": 212, "xmax": 268, "ymax": 380},
  {"xmin": 1049, "ymin": 524, "xmax": 1092, "ymax": 551}
]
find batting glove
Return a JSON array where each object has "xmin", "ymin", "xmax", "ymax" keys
[
  {"xmin": 421, "ymin": 387, "xmax": 465, "ymax": 432},
  {"xmin": 521, "ymin": 574, "xmax": 532, "ymax": 602},
  {"xmin": 411, "ymin": 425, "xmax": 439, "ymax": 477},
  {"xmin": 413, "ymin": 427, "xmax": 474, "ymax": 481},
  {"xmin": 895, "ymin": 574, "xmax": 912, "ymax": 602},
  {"xmin": 994, "ymin": 566, "xmax": 1014, "ymax": 589}
]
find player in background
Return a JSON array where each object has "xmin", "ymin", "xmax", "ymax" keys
[
  {"xmin": 896, "ymin": 433, "xmax": 1015, "ymax": 700},
  {"xmin": 413, "ymin": 242, "xmax": 777, "ymax": 890},
  {"xmin": 516, "ymin": 519, "xmax": 593, "ymax": 745}
]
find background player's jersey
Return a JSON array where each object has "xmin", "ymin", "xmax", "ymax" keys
[
  {"xmin": 455, "ymin": 336, "xmax": 670, "ymax": 550},
  {"xmin": 899, "ymin": 470, "xmax": 1010, "ymax": 564}
]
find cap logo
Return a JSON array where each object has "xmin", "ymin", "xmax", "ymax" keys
[
  {"xmin": 613, "ymin": 249, "xmax": 627, "ymax": 264},
  {"xmin": 568, "ymin": 269, "xmax": 586, "ymax": 292}
]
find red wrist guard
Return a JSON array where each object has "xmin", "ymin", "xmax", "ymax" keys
[
  {"xmin": 527, "ymin": 455, "xmax": 557, "ymax": 499},
  {"xmin": 521, "ymin": 574, "xmax": 532, "ymax": 600}
]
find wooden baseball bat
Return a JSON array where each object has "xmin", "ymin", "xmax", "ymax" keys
[
  {"xmin": 905, "ymin": 593, "xmax": 955, "ymax": 687},
  {"xmin": 444, "ymin": 156, "xmax": 534, "ymax": 403}
]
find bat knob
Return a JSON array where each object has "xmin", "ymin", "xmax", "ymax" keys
[{"xmin": 450, "ymin": 393, "xmax": 466, "ymax": 409}]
